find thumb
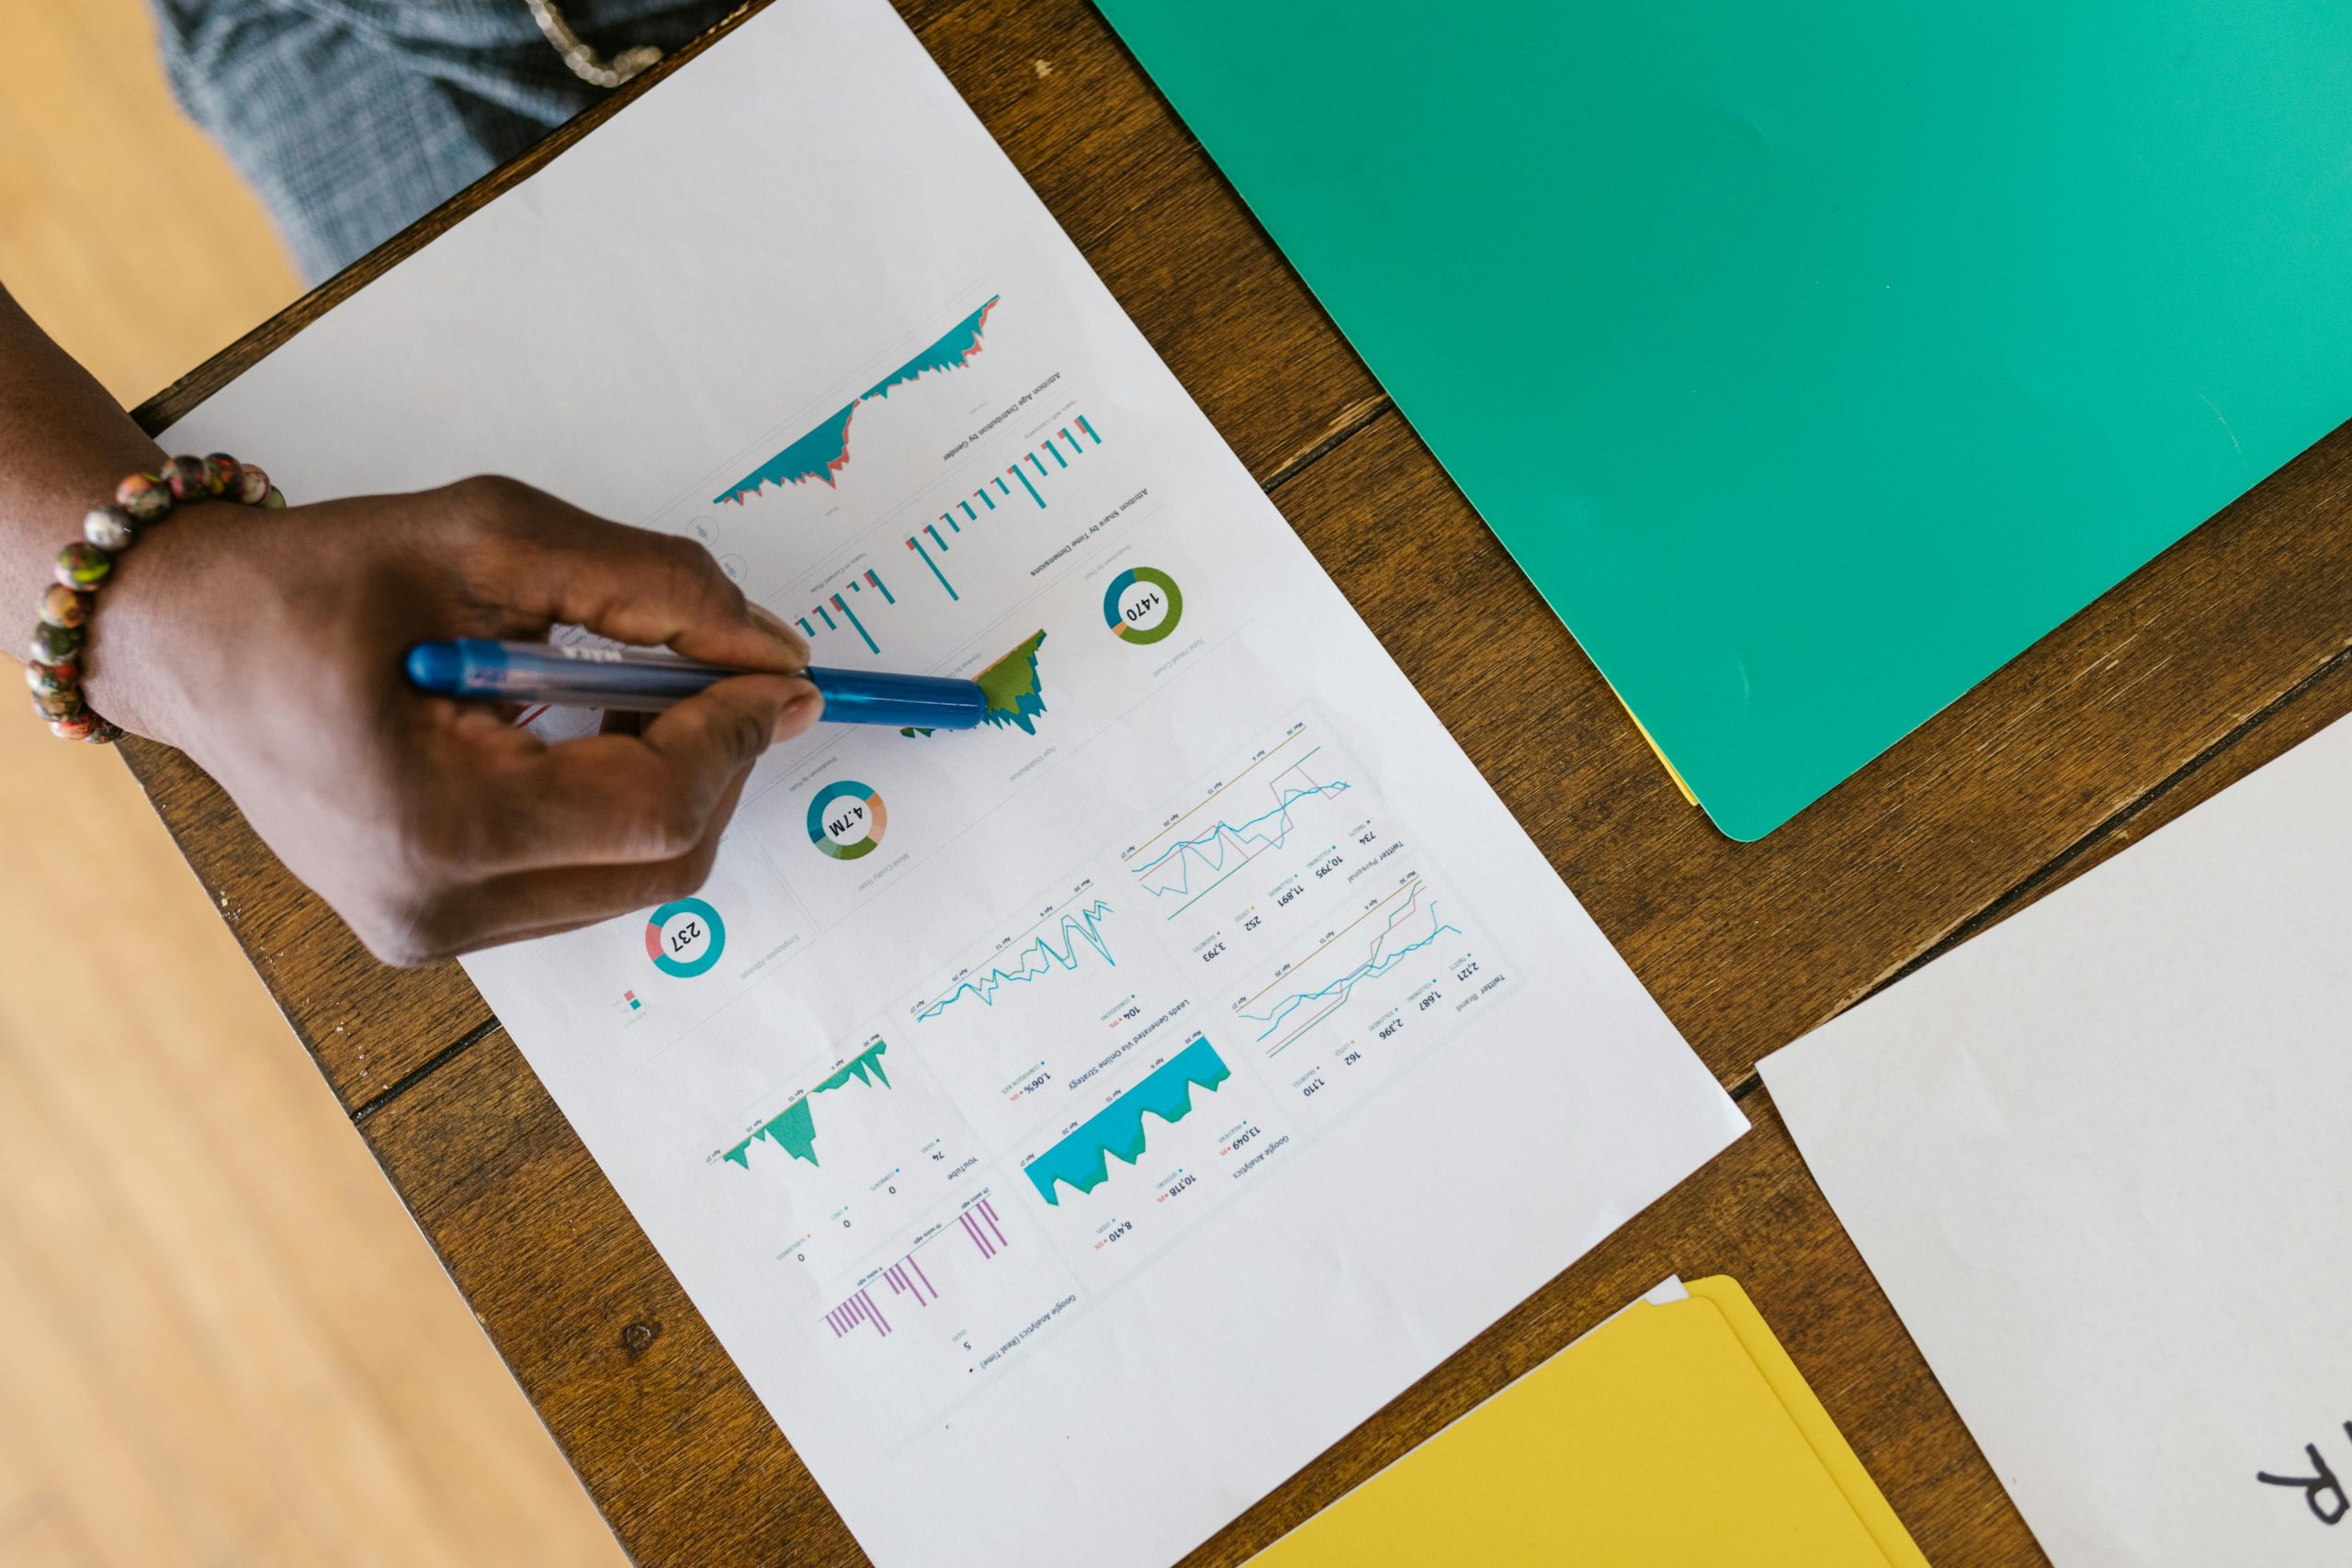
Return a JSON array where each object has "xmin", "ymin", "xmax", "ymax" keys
[{"xmin": 455, "ymin": 477, "xmax": 808, "ymax": 672}]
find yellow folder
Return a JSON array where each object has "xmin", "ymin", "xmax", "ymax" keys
[{"xmin": 1252, "ymin": 1276, "xmax": 1927, "ymax": 1566}]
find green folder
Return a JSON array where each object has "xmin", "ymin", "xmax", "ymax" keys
[{"xmin": 1093, "ymin": 0, "xmax": 2352, "ymax": 838}]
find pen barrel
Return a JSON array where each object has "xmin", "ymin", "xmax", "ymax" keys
[
  {"xmin": 804, "ymin": 667, "xmax": 988, "ymax": 730},
  {"xmin": 406, "ymin": 640, "xmax": 989, "ymax": 728}
]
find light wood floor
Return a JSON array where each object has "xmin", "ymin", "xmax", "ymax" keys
[{"xmin": 0, "ymin": 3, "xmax": 628, "ymax": 1563}]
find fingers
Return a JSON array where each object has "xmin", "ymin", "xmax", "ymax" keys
[
  {"xmin": 454, "ymin": 673, "xmax": 824, "ymax": 874},
  {"xmin": 444, "ymin": 475, "xmax": 808, "ymax": 673},
  {"xmin": 412, "ymin": 766, "xmax": 762, "ymax": 962}
]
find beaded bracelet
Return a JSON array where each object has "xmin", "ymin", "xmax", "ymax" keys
[{"xmin": 26, "ymin": 453, "xmax": 283, "ymax": 744}]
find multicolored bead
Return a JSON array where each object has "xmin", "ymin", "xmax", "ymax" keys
[
  {"xmin": 30, "ymin": 687, "xmax": 84, "ymax": 723},
  {"xmin": 38, "ymin": 450, "xmax": 278, "ymax": 744},
  {"xmin": 262, "ymin": 487, "xmax": 288, "ymax": 510},
  {"xmin": 163, "ymin": 454, "xmax": 211, "ymax": 501},
  {"xmin": 55, "ymin": 541, "xmax": 112, "ymax": 589},
  {"xmin": 116, "ymin": 472, "xmax": 173, "ymax": 523},
  {"xmin": 24, "ymin": 660, "xmax": 78, "ymax": 698},
  {"xmin": 83, "ymin": 504, "xmax": 135, "ymax": 551},
  {"xmin": 29, "ymin": 620, "xmax": 84, "ymax": 663},
  {"xmin": 38, "ymin": 584, "xmax": 88, "ymax": 628}
]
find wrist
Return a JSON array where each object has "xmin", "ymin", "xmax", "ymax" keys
[
  {"xmin": 73, "ymin": 497, "xmax": 244, "ymax": 750},
  {"xmin": 22, "ymin": 456, "xmax": 281, "ymax": 751}
]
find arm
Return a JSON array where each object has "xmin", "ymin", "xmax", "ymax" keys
[{"xmin": 1, "ymin": 282, "xmax": 820, "ymax": 964}]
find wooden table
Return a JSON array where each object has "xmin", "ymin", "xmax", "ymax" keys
[{"xmin": 122, "ymin": 2, "xmax": 2352, "ymax": 1561}]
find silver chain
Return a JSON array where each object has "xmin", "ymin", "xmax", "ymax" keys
[{"xmin": 523, "ymin": 0, "xmax": 662, "ymax": 88}]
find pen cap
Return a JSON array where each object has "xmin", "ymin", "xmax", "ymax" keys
[{"xmin": 404, "ymin": 640, "xmax": 467, "ymax": 694}]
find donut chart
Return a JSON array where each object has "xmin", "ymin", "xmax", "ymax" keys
[
  {"xmin": 646, "ymin": 897, "xmax": 727, "ymax": 978},
  {"xmin": 808, "ymin": 780, "xmax": 888, "ymax": 860},
  {"xmin": 1102, "ymin": 566, "xmax": 1183, "ymax": 645}
]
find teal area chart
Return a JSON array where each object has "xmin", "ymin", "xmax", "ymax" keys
[
  {"xmin": 716, "ymin": 295, "xmax": 1001, "ymax": 504},
  {"xmin": 1024, "ymin": 1036, "xmax": 1231, "ymax": 1205},
  {"xmin": 721, "ymin": 1039, "xmax": 892, "ymax": 1168}
]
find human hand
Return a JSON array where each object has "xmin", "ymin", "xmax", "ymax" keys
[{"xmin": 88, "ymin": 475, "xmax": 818, "ymax": 965}]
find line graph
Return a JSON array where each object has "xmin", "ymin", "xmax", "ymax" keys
[
  {"xmin": 1241, "ymin": 879, "xmax": 1460, "ymax": 1055},
  {"xmin": 913, "ymin": 897, "xmax": 1117, "ymax": 1023},
  {"xmin": 1126, "ymin": 753, "xmax": 1351, "ymax": 908}
]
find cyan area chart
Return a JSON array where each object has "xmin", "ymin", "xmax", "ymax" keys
[
  {"xmin": 1242, "ymin": 879, "xmax": 1460, "ymax": 1055},
  {"xmin": 913, "ymin": 895, "xmax": 1116, "ymax": 1023},
  {"xmin": 720, "ymin": 1038, "xmax": 893, "ymax": 1168},
  {"xmin": 716, "ymin": 296, "xmax": 1001, "ymax": 505},
  {"xmin": 905, "ymin": 414, "xmax": 1104, "ymax": 601},
  {"xmin": 1023, "ymin": 1036, "xmax": 1231, "ymax": 1205}
]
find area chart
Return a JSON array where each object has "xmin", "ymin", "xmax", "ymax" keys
[
  {"xmin": 1023, "ymin": 1036, "xmax": 1231, "ymax": 1205},
  {"xmin": 716, "ymin": 295, "xmax": 1001, "ymax": 504},
  {"xmin": 720, "ymin": 1038, "xmax": 893, "ymax": 1168}
]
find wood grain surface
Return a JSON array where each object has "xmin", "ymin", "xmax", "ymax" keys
[{"xmin": 113, "ymin": 0, "xmax": 2352, "ymax": 1561}]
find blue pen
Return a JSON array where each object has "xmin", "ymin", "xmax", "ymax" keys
[{"xmin": 403, "ymin": 638, "xmax": 989, "ymax": 730}]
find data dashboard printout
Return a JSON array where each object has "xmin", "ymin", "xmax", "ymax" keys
[{"xmin": 162, "ymin": 3, "xmax": 1746, "ymax": 1562}]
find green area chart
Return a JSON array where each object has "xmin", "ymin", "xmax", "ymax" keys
[{"xmin": 721, "ymin": 1039, "xmax": 892, "ymax": 1168}]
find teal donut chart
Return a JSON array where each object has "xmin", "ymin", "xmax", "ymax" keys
[
  {"xmin": 646, "ymin": 897, "xmax": 726, "ymax": 978},
  {"xmin": 808, "ymin": 779, "xmax": 888, "ymax": 860}
]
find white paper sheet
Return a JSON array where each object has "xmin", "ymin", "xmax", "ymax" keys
[
  {"xmin": 1761, "ymin": 714, "xmax": 2352, "ymax": 1567},
  {"xmin": 161, "ymin": 4, "xmax": 1746, "ymax": 1562}
]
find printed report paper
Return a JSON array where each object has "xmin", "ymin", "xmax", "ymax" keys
[
  {"xmin": 161, "ymin": 3, "xmax": 1746, "ymax": 1562},
  {"xmin": 1761, "ymin": 714, "xmax": 2352, "ymax": 1567}
]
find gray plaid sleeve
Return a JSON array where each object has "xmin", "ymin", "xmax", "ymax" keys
[{"xmin": 148, "ymin": 0, "xmax": 731, "ymax": 282}]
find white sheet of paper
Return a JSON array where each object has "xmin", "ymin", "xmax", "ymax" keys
[
  {"xmin": 1760, "ymin": 714, "xmax": 2352, "ymax": 1567},
  {"xmin": 160, "ymin": 4, "xmax": 1746, "ymax": 1562}
]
